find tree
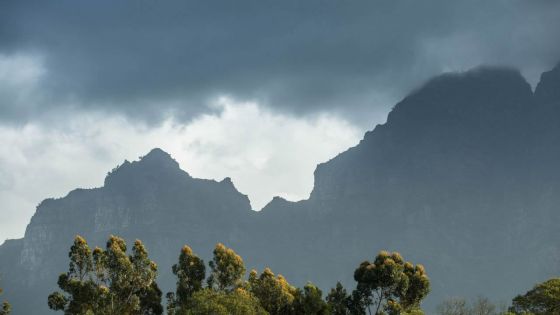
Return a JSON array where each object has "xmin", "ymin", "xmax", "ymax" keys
[
  {"xmin": 187, "ymin": 288, "xmax": 268, "ymax": 315},
  {"xmin": 47, "ymin": 235, "xmax": 102, "ymax": 314},
  {"xmin": 292, "ymin": 282, "xmax": 329, "ymax": 315},
  {"xmin": 167, "ymin": 243, "xmax": 281, "ymax": 314},
  {"xmin": 509, "ymin": 278, "xmax": 560, "ymax": 315},
  {"xmin": 352, "ymin": 250, "xmax": 430, "ymax": 315},
  {"xmin": 437, "ymin": 296, "xmax": 506, "ymax": 315},
  {"xmin": 401, "ymin": 263, "xmax": 430, "ymax": 311},
  {"xmin": 48, "ymin": 235, "xmax": 162, "ymax": 315},
  {"xmin": 470, "ymin": 296, "xmax": 497, "ymax": 315},
  {"xmin": 207, "ymin": 243, "xmax": 246, "ymax": 291},
  {"xmin": 0, "ymin": 279, "xmax": 10, "ymax": 315},
  {"xmin": 248, "ymin": 268, "xmax": 296, "ymax": 315},
  {"xmin": 167, "ymin": 245, "xmax": 206, "ymax": 315},
  {"xmin": 437, "ymin": 297, "xmax": 469, "ymax": 315},
  {"xmin": 326, "ymin": 282, "xmax": 351, "ymax": 315}
]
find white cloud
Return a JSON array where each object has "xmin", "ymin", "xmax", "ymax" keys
[
  {"xmin": 171, "ymin": 97, "xmax": 361, "ymax": 208},
  {"xmin": 0, "ymin": 98, "xmax": 361, "ymax": 243}
]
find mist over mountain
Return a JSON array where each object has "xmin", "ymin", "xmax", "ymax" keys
[{"xmin": 1, "ymin": 63, "xmax": 560, "ymax": 314}]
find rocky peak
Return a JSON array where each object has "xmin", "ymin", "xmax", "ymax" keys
[
  {"xmin": 104, "ymin": 148, "xmax": 188, "ymax": 188},
  {"xmin": 140, "ymin": 148, "xmax": 180, "ymax": 168}
]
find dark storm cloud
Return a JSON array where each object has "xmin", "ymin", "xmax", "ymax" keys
[{"xmin": 1, "ymin": 0, "xmax": 559, "ymax": 125}]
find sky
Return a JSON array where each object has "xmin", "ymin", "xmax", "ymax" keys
[{"xmin": 1, "ymin": 0, "xmax": 560, "ymax": 243}]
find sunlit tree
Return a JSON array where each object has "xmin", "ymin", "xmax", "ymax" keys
[
  {"xmin": 352, "ymin": 250, "xmax": 430, "ymax": 315},
  {"xmin": 166, "ymin": 245, "xmax": 206, "ymax": 315},
  {"xmin": 248, "ymin": 267, "xmax": 296, "ymax": 315},
  {"xmin": 167, "ymin": 243, "xmax": 278, "ymax": 314},
  {"xmin": 48, "ymin": 235, "xmax": 162, "ymax": 315},
  {"xmin": 326, "ymin": 282, "xmax": 351, "ymax": 315},
  {"xmin": 187, "ymin": 288, "xmax": 268, "ymax": 315},
  {"xmin": 207, "ymin": 243, "xmax": 246, "ymax": 292}
]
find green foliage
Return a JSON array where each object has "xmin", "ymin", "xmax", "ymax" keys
[
  {"xmin": 167, "ymin": 244, "xmax": 331, "ymax": 315},
  {"xmin": 48, "ymin": 235, "xmax": 162, "ymax": 315},
  {"xmin": 167, "ymin": 245, "xmax": 206, "ymax": 315},
  {"xmin": 0, "ymin": 280, "xmax": 10, "ymax": 315},
  {"xmin": 352, "ymin": 250, "xmax": 430, "ymax": 315},
  {"xmin": 186, "ymin": 288, "xmax": 268, "ymax": 315},
  {"xmin": 509, "ymin": 278, "xmax": 560, "ymax": 315},
  {"xmin": 292, "ymin": 282, "xmax": 329, "ymax": 315},
  {"xmin": 166, "ymin": 243, "xmax": 266, "ymax": 315},
  {"xmin": 248, "ymin": 268, "xmax": 296, "ymax": 315},
  {"xmin": 326, "ymin": 282, "xmax": 351, "ymax": 315},
  {"xmin": 401, "ymin": 262, "xmax": 430, "ymax": 309},
  {"xmin": 207, "ymin": 243, "xmax": 246, "ymax": 292},
  {"xmin": 45, "ymin": 237, "xmax": 436, "ymax": 315}
]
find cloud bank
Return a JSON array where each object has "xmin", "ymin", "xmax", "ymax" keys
[{"xmin": 1, "ymin": 0, "xmax": 559, "ymax": 125}]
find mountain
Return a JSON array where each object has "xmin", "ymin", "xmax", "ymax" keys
[
  {"xmin": 258, "ymin": 65, "xmax": 560, "ymax": 304},
  {"xmin": 2, "ymin": 64, "xmax": 560, "ymax": 314},
  {"xmin": 0, "ymin": 148, "xmax": 258, "ymax": 314}
]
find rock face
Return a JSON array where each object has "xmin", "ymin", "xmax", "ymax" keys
[{"xmin": 2, "ymin": 64, "xmax": 560, "ymax": 314}]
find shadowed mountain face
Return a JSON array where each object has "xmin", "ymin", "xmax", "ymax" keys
[{"xmin": 2, "ymin": 64, "xmax": 560, "ymax": 314}]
